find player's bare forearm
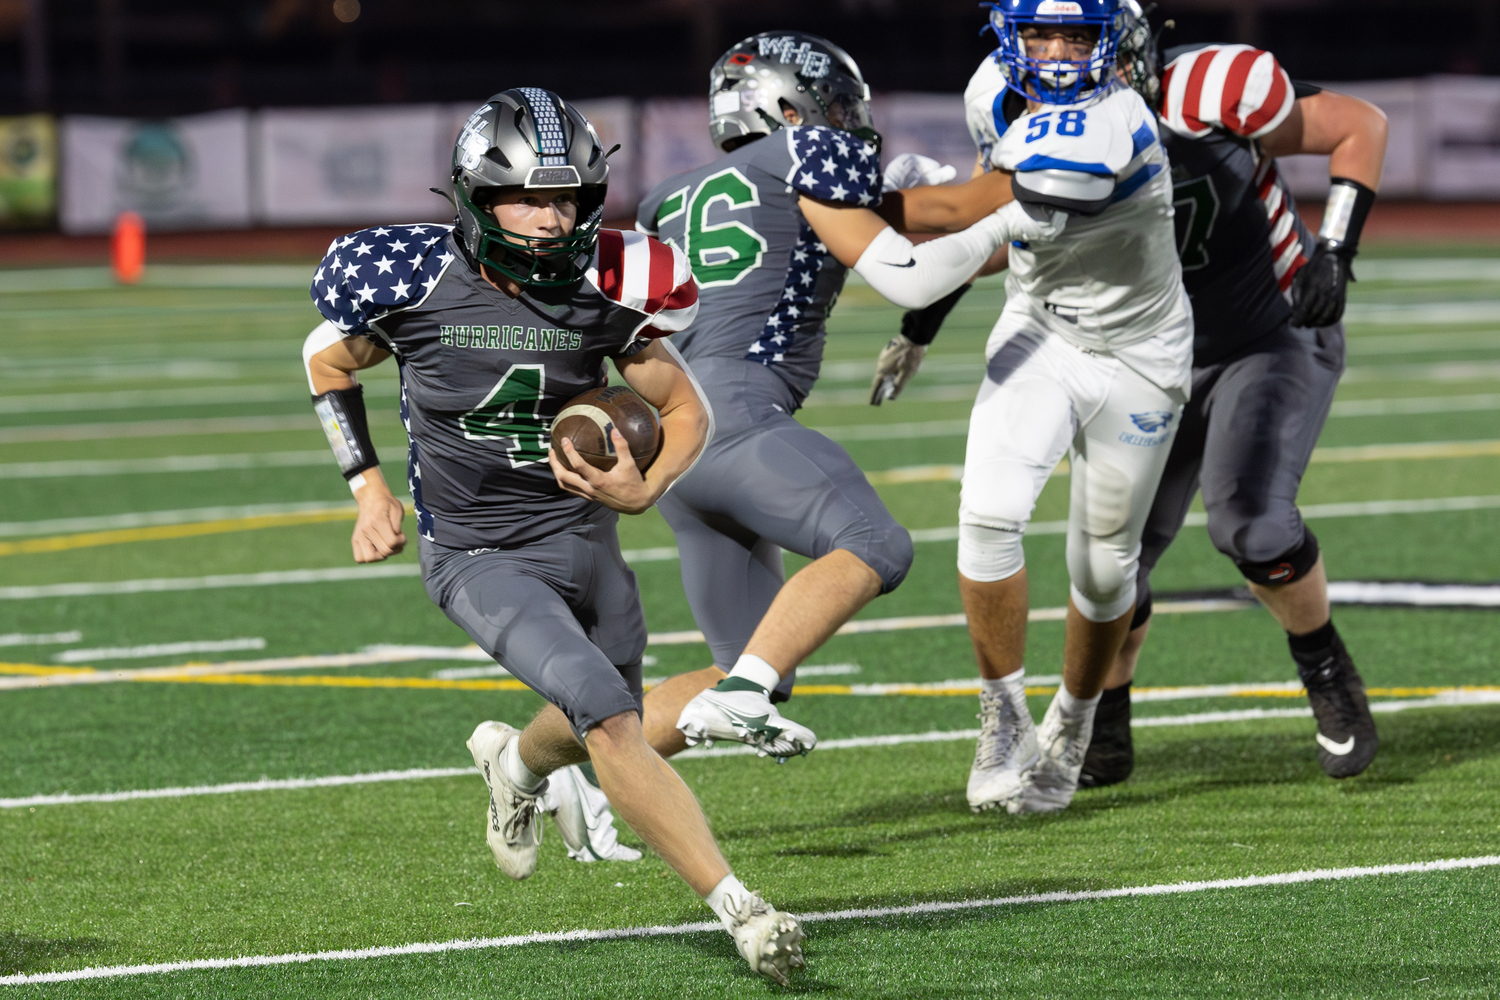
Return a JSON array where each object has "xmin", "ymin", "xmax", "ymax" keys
[
  {"xmin": 875, "ymin": 170, "xmax": 1014, "ymax": 233},
  {"xmin": 1261, "ymin": 91, "xmax": 1388, "ymax": 191}
]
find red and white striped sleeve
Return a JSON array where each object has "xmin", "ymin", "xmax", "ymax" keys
[
  {"xmin": 588, "ymin": 229, "xmax": 699, "ymax": 339},
  {"xmin": 1160, "ymin": 44, "xmax": 1294, "ymax": 140}
]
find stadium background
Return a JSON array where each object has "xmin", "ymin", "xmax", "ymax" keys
[{"xmin": 2, "ymin": 0, "xmax": 1499, "ymax": 995}]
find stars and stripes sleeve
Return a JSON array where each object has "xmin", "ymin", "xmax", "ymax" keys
[
  {"xmin": 588, "ymin": 229, "xmax": 699, "ymax": 351},
  {"xmin": 1160, "ymin": 44, "xmax": 1294, "ymax": 141},
  {"xmin": 310, "ymin": 224, "xmax": 456, "ymax": 336},
  {"xmin": 786, "ymin": 125, "xmax": 882, "ymax": 207}
]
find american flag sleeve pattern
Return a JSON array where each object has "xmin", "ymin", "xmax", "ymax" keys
[
  {"xmin": 1160, "ymin": 45, "xmax": 1295, "ymax": 141},
  {"xmin": 309, "ymin": 224, "xmax": 455, "ymax": 338},
  {"xmin": 785, "ymin": 125, "xmax": 882, "ymax": 206},
  {"xmin": 587, "ymin": 229, "xmax": 700, "ymax": 347}
]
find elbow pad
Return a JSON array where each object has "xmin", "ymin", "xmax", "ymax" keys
[
  {"xmin": 313, "ymin": 385, "xmax": 379, "ymax": 480},
  {"xmin": 1013, "ymin": 168, "xmax": 1114, "ymax": 216},
  {"xmin": 853, "ymin": 212, "xmax": 1011, "ymax": 311}
]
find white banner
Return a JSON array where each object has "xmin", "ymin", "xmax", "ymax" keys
[
  {"xmin": 1427, "ymin": 75, "xmax": 1500, "ymax": 199},
  {"xmin": 59, "ymin": 110, "xmax": 251, "ymax": 234},
  {"xmin": 637, "ymin": 98, "xmax": 721, "ymax": 210},
  {"xmin": 255, "ymin": 105, "xmax": 451, "ymax": 226}
]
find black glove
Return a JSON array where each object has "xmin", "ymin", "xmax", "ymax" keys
[{"xmin": 1289, "ymin": 242, "xmax": 1355, "ymax": 328}]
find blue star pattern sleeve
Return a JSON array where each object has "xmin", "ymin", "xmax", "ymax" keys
[
  {"xmin": 785, "ymin": 126, "xmax": 882, "ymax": 207},
  {"xmin": 310, "ymin": 224, "xmax": 457, "ymax": 336}
]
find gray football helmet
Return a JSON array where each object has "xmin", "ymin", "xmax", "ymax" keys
[
  {"xmin": 451, "ymin": 88, "xmax": 609, "ymax": 287},
  {"xmin": 1116, "ymin": 2, "xmax": 1168, "ymax": 112},
  {"xmin": 708, "ymin": 31, "xmax": 878, "ymax": 153}
]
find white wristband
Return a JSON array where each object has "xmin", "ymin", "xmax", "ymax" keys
[{"xmin": 348, "ymin": 472, "xmax": 368, "ymax": 494}]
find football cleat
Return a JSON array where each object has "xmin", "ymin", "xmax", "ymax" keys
[
  {"xmin": 1011, "ymin": 695, "xmax": 1096, "ymax": 815},
  {"xmin": 466, "ymin": 720, "xmax": 545, "ymax": 880},
  {"xmin": 1078, "ymin": 691, "xmax": 1134, "ymax": 788},
  {"xmin": 542, "ymin": 764, "xmax": 643, "ymax": 863},
  {"xmin": 726, "ymin": 894, "xmax": 806, "ymax": 987},
  {"xmin": 1298, "ymin": 641, "xmax": 1379, "ymax": 778},
  {"xmin": 677, "ymin": 684, "xmax": 818, "ymax": 760},
  {"xmin": 967, "ymin": 687, "xmax": 1038, "ymax": 812}
]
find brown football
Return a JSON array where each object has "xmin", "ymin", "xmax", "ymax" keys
[{"xmin": 550, "ymin": 385, "xmax": 662, "ymax": 473}]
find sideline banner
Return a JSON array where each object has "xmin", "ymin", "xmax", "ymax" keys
[
  {"xmin": 878, "ymin": 93, "xmax": 980, "ymax": 178},
  {"xmin": 255, "ymin": 105, "xmax": 451, "ymax": 226},
  {"xmin": 59, "ymin": 110, "xmax": 251, "ymax": 234},
  {"xmin": 0, "ymin": 115, "xmax": 56, "ymax": 229}
]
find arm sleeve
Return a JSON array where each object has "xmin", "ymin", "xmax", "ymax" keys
[
  {"xmin": 1159, "ymin": 44, "xmax": 1294, "ymax": 140},
  {"xmin": 853, "ymin": 212, "xmax": 1012, "ymax": 311},
  {"xmin": 787, "ymin": 126, "xmax": 883, "ymax": 207}
]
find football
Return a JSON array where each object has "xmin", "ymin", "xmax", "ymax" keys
[{"xmin": 550, "ymin": 384, "xmax": 662, "ymax": 473}]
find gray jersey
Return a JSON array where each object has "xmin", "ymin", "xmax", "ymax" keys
[
  {"xmin": 311, "ymin": 226, "xmax": 698, "ymax": 550},
  {"xmin": 636, "ymin": 125, "xmax": 882, "ymax": 404}
]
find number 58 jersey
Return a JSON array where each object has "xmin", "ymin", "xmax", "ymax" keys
[
  {"xmin": 310, "ymin": 225, "xmax": 697, "ymax": 550},
  {"xmin": 967, "ymin": 60, "xmax": 1191, "ymax": 386}
]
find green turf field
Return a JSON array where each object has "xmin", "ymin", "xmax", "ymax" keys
[{"xmin": 2, "ymin": 244, "xmax": 1499, "ymax": 996}]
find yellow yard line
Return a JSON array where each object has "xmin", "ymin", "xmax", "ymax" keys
[{"xmin": 0, "ymin": 505, "xmax": 414, "ymax": 558}]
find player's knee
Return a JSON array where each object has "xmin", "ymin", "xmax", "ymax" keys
[
  {"xmin": 831, "ymin": 518, "xmax": 912, "ymax": 593},
  {"xmin": 1233, "ymin": 526, "xmax": 1320, "ymax": 586},
  {"xmin": 957, "ymin": 522, "xmax": 1025, "ymax": 582},
  {"xmin": 1067, "ymin": 534, "xmax": 1139, "ymax": 622}
]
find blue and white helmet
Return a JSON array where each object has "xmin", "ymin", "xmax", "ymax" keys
[{"xmin": 986, "ymin": 0, "xmax": 1127, "ymax": 105}]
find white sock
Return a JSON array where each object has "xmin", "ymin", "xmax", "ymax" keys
[
  {"xmin": 980, "ymin": 668, "xmax": 1027, "ymax": 708},
  {"xmin": 1054, "ymin": 685, "xmax": 1102, "ymax": 721},
  {"xmin": 704, "ymin": 873, "xmax": 753, "ymax": 929},
  {"xmin": 726, "ymin": 654, "xmax": 780, "ymax": 694},
  {"xmin": 500, "ymin": 736, "xmax": 545, "ymax": 794}
]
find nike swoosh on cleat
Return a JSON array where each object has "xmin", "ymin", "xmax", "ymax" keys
[{"xmin": 1316, "ymin": 733, "xmax": 1356, "ymax": 755}]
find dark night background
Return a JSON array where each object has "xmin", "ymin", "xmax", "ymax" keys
[{"xmin": 1, "ymin": 0, "xmax": 1498, "ymax": 117}]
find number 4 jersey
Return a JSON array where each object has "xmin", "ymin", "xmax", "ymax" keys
[
  {"xmin": 635, "ymin": 125, "xmax": 882, "ymax": 405},
  {"xmin": 310, "ymin": 225, "xmax": 697, "ymax": 549}
]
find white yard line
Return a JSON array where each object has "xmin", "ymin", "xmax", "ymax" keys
[
  {"xmin": 1342, "ymin": 301, "xmax": 1500, "ymax": 325},
  {"xmin": 0, "ymin": 414, "xmax": 317, "ymax": 444},
  {"xmin": 7, "ymin": 690, "xmax": 1498, "ymax": 809},
  {"xmin": 0, "ymin": 630, "xmax": 81, "ymax": 647},
  {"xmin": 0, "ymin": 502, "xmax": 357, "ymax": 539},
  {"xmin": 0, "ymin": 384, "xmax": 310, "ymax": 415},
  {"xmin": 0, "ymin": 450, "xmax": 332, "ymax": 479},
  {"xmin": 2, "ymin": 855, "xmax": 1496, "ymax": 985},
  {"xmin": 54, "ymin": 638, "xmax": 267, "ymax": 664}
]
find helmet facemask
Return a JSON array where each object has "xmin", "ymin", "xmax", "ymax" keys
[
  {"xmin": 986, "ymin": 2, "xmax": 1125, "ymax": 105},
  {"xmin": 458, "ymin": 181, "xmax": 605, "ymax": 288}
]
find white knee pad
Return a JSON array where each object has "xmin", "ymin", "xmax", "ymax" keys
[
  {"xmin": 957, "ymin": 522, "xmax": 1026, "ymax": 583},
  {"xmin": 1067, "ymin": 537, "xmax": 1140, "ymax": 622}
]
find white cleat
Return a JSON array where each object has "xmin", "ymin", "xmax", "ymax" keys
[
  {"xmin": 542, "ymin": 764, "xmax": 642, "ymax": 863},
  {"xmin": 727, "ymin": 894, "xmax": 806, "ymax": 986},
  {"xmin": 967, "ymin": 687, "xmax": 1038, "ymax": 813},
  {"xmin": 1010, "ymin": 695, "xmax": 1095, "ymax": 815},
  {"xmin": 677, "ymin": 685, "xmax": 817, "ymax": 761},
  {"xmin": 466, "ymin": 720, "xmax": 545, "ymax": 880}
]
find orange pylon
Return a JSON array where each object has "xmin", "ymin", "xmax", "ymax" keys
[{"xmin": 112, "ymin": 211, "xmax": 146, "ymax": 284}]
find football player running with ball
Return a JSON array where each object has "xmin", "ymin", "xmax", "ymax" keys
[
  {"xmin": 302, "ymin": 89, "xmax": 803, "ymax": 985},
  {"xmin": 631, "ymin": 31, "xmax": 1060, "ymax": 761},
  {"xmin": 931, "ymin": 0, "xmax": 1194, "ymax": 816},
  {"xmin": 1073, "ymin": 7, "xmax": 1389, "ymax": 784}
]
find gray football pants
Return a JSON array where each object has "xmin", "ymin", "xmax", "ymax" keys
[
  {"xmin": 419, "ymin": 524, "xmax": 647, "ymax": 740},
  {"xmin": 1136, "ymin": 321, "xmax": 1345, "ymax": 615},
  {"xmin": 658, "ymin": 358, "xmax": 914, "ymax": 679}
]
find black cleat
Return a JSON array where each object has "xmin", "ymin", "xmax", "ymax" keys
[
  {"xmin": 1297, "ymin": 639, "xmax": 1379, "ymax": 778},
  {"xmin": 1078, "ymin": 688, "xmax": 1133, "ymax": 788}
]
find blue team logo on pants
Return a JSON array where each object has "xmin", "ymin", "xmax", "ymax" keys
[{"xmin": 1130, "ymin": 411, "xmax": 1174, "ymax": 433}]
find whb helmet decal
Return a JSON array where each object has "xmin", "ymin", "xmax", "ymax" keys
[
  {"xmin": 985, "ymin": 0, "xmax": 1127, "ymax": 105},
  {"xmin": 707, "ymin": 31, "xmax": 879, "ymax": 153},
  {"xmin": 449, "ymin": 88, "xmax": 609, "ymax": 288}
]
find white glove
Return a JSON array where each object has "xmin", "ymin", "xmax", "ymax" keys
[
  {"xmin": 870, "ymin": 334, "xmax": 926, "ymax": 405},
  {"xmin": 882, "ymin": 153, "xmax": 959, "ymax": 193},
  {"xmin": 999, "ymin": 200, "xmax": 1068, "ymax": 245}
]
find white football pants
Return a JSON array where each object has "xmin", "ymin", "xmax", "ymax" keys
[{"xmin": 958, "ymin": 324, "xmax": 1188, "ymax": 622}]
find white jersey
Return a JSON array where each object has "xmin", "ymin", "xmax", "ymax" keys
[{"xmin": 965, "ymin": 58, "xmax": 1191, "ymax": 388}]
